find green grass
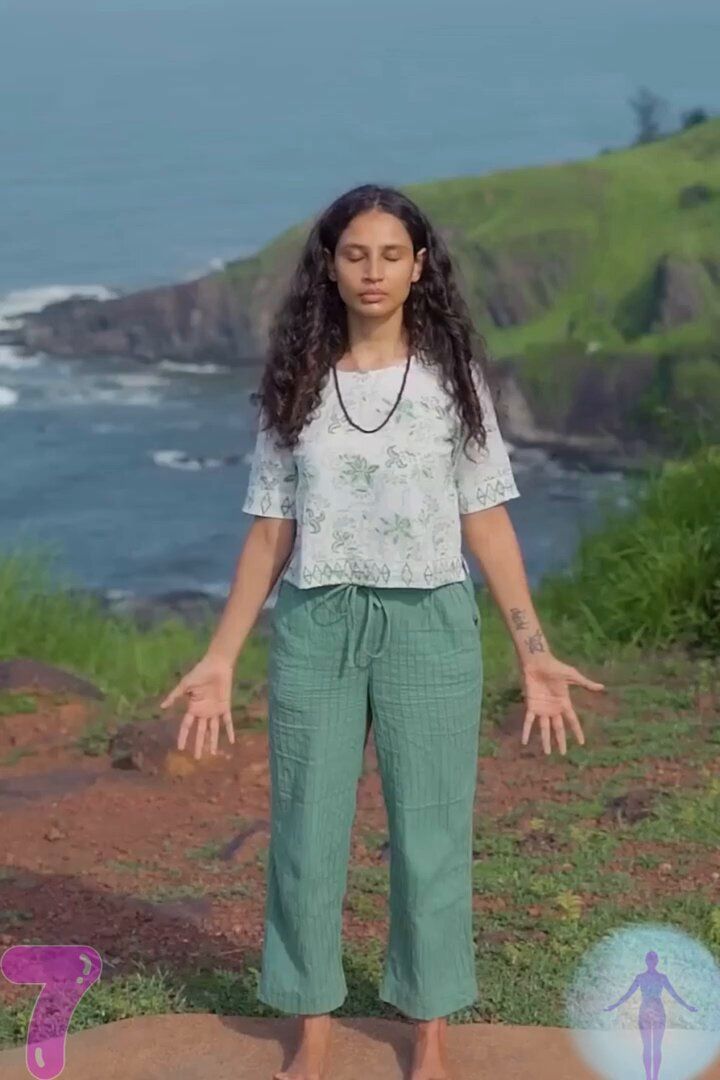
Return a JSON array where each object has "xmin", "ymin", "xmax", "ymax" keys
[
  {"xmin": 537, "ymin": 444, "xmax": 720, "ymax": 653},
  {"xmin": 473, "ymin": 443, "xmax": 720, "ymax": 680},
  {"xmin": 402, "ymin": 118, "xmax": 720, "ymax": 359},
  {"xmin": 0, "ymin": 544, "xmax": 270, "ymax": 725}
]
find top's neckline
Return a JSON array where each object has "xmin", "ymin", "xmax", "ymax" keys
[{"xmin": 334, "ymin": 354, "xmax": 416, "ymax": 377}]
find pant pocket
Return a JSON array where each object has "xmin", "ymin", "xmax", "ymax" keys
[
  {"xmin": 462, "ymin": 574, "xmax": 480, "ymax": 627},
  {"xmin": 271, "ymin": 579, "xmax": 308, "ymax": 661}
]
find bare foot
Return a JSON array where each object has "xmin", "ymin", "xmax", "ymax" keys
[
  {"xmin": 410, "ymin": 1017, "xmax": 451, "ymax": 1080},
  {"xmin": 273, "ymin": 1013, "xmax": 332, "ymax": 1080}
]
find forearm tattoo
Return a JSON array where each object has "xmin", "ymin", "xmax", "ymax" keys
[
  {"xmin": 526, "ymin": 629, "xmax": 546, "ymax": 654},
  {"xmin": 510, "ymin": 608, "xmax": 546, "ymax": 654}
]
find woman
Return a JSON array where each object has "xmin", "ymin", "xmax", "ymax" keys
[
  {"xmin": 604, "ymin": 949, "xmax": 697, "ymax": 1080},
  {"xmin": 161, "ymin": 183, "xmax": 605, "ymax": 1080}
]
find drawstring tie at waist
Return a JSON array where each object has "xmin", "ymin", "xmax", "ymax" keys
[{"xmin": 310, "ymin": 583, "xmax": 390, "ymax": 672}]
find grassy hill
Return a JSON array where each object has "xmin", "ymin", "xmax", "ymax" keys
[
  {"xmin": 223, "ymin": 117, "xmax": 720, "ymax": 361},
  {"xmin": 403, "ymin": 117, "xmax": 720, "ymax": 358}
]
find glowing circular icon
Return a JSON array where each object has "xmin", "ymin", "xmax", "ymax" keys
[
  {"xmin": 565, "ymin": 921, "xmax": 720, "ymax": 1080},
  {"xmin": 1, "ymin": 944, "xmax": 102, "ymax": 1079}
]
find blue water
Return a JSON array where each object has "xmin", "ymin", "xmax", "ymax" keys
[
  {"xmin": 2, "ymin": 0, "xmax": 709, "ymax": 599},
  {"xmin": 0, "ymin": 351, "xmax": 637, "ymax": 599}
]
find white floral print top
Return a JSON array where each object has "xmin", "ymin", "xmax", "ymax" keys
[{"xmin": 242, "ymin": 354, "xmax": 521, "ymax": 588}]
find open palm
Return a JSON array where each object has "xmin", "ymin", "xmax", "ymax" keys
[
  {"xmin": 520, "ymin": 654, "xmax": 605, "ymax": 755},
  {"xmin": 160, "ymin": 655, "xmax": 236, "ymax": 760}
]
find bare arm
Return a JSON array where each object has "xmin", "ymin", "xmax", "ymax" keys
[
  {"xmin": 461, "ymin": 505, "xmax": 550, "ymax": 668},
  {"xmin": 662, "ymin": 975, "xmax": 697, "ymax": 1011},
  {"xmin": 604, "ymin": 976, "xmax": 640, "ymax": 1011},
  {"xmin": 460, "ymin": 504, "xmax": 603, "ymax": 755},
  {"xmin": 205, "ymin": 516, "xmax": 296, "ymax": 664}
]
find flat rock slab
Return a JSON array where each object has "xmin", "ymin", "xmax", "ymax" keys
[
  {"xmin": 2, "ymin": 1014, "xmax": 720, "ymax": 1079},
  {"xmin": 0, "ymin": 765, "xmax": 105, "ymax": 805}
]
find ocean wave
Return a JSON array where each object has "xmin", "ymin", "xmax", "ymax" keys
[
  {"xmin": 0, "ymin": 385, "xmax": 19, "ymax": 407},
  {"xmin": 90, "ymin": 422, "xmax": 136, "ymax": 434},
  {"xmin": 110, "ymin": 371, "xmax": 170, "ymax": 389},
  {"xmin": 0, "ymin": 345, "xmax": 41, "ymax": 370},
  {"xmin": 158, "ymin": 358, "xmax": 232, "ymax": 375},
  {"xmin": 179, "ymin": 256, "xmax": 227, "ymax": 280},
  {"xmin": 44, "ymin": 385, "xmax": 163, "ymax": 407},
  {"xmin": 0, "ymin": 283, "xmax": 119, "ymax": 331},
  {"xmin": 152, "ymin": 449, "xmax": 241, "ymax": 470}
]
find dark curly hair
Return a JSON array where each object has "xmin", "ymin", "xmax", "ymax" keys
[{"xmin": 249, "ymin": 182, "xmax": 497, "ymax": 460}]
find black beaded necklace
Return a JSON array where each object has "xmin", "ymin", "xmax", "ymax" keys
[{"xmin": 331, "ymin": 351, "xmax": 413, "ymax": 434}]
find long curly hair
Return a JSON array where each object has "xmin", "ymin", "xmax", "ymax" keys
[{"xmin": 249, "ymin": 182, "xmax": 496, "ymax": 460}]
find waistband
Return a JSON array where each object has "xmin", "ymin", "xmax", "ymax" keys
[
  {"xmin": 306, "ymin": 574, "xmax": 475, "ymax": 673},
  {"xmin": 310, "ymin": 583, "xmax": 390, "ymax": 672}
]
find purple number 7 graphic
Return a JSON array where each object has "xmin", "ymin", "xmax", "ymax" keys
[{"xmin": 1, "ymin": 945, "xmax": 102, "ymax": 1079}]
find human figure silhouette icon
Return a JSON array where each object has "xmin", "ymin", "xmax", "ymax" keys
[{"xmin": 603, "ymin": 950, "xmax": 698, "ymax": 1080}]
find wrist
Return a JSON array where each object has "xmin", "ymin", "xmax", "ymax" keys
[
  {"xmin": 205, "ymin": 644, "xmax": 238, "ymax": 666},
  {"xmin": 515, "ymin": 644, "xmax": 553, "ymax": 670}
]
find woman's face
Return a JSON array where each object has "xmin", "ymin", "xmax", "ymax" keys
[{"xmin": 326, "ymin": 209, "xmax": 425, "ymax": 320}]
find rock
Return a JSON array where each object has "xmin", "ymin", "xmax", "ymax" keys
[
  {"xmin": 473, "ymin": 235, "xmax": 583, "ymax": 329},
  {"xmin": 603, "ymin": 787, "xmax": 664, "ymax": 825},
  {"xmin": 0, "ymin": 659, "xmax": 104, "ymax": 700},
  {"xmin": 17, "ymin": 272, "xmax": 269, "ymax": 366},
  {"xmin": 133, "ymin": 895, "xmax": 213, "ymax": 926},
  {"xmin": 0, "ymin": 1012, "xmax": 632, "ymax": 1079},
  {"xmin": 651, "ymin": 256, "xmax": 710, "ymax": 330},
  {"xmin": 495, "ymin": 360, "xmax": 662, "ymax": 473},
  {"xmin": 0, "ymin": 767, "xmax": 104, "ymax": 805},
  {"xmin": 678, "ymin": 183, "xmax": 715, "ymax": 209},
  {"xmin": 108, "ymin": 715, "xmax": 230, "ymax": 777}
]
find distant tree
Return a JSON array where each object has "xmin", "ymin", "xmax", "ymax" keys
[
  {"xmin": 628, "ymin": 86, "xmax": 670, "ymax": 144},
  {"xmin": 680, "ymin": 107, "xmax": 709, "ymax": 130}
]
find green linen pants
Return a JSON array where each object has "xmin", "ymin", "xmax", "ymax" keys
[{"xmin": 257, "ymin": 572, "xmax": 483, "ymax": 1020}]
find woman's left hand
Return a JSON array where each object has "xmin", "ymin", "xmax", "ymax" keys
[{"xmin": 519, "ymin": 654, "xmax": 605, "ymax": 755}]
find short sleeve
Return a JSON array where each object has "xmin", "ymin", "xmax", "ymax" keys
[
  {"xmin": 453, "ymin": 367, "xmax": 521, "ymax": 514},
  {"xmin": 241, "ymin": 410, "xmax": 297, "ymax": 519}
]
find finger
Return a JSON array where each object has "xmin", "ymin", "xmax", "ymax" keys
[
  {"xmin": 161, "ymin": 681, "xmax": 185, "ymax": 709},
  {"xmin": 551, "ymin": 714, "xmax": 567, "ymax": 755},
  {"xmin": 563, "ymin": 704, "xmax": 585, "ymax": 746},
  {"xmin": 209, "ymin": 716, "xmax": 219, "ymax": 756},
  {"xmin": 568, "ymin": 669, "xmax": 606, "ymax": 692},
  {"xmin": 521, "ymin": 712, "xmax": 536, "ymax": 745},
  {"xmin": 540, "ymin": 715, "xmax": 551, "ymax": 755},
  {"xmin": 176, "ymin": 711, "xmax": 195, "ymax": 751},
  {"xmin": 193, "ymin": 716, "xmax": 208, "ymax": 760},
  {"xmin": 222, "ymin": 711, "xmax": 235, "ymax": 745}
]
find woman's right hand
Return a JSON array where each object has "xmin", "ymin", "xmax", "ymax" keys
[{"xmin": 160, "ymin": 654, "xmax": 236, "ymax": 760}]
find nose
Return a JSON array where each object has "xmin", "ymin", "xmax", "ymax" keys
[{"xmin": 363, "ymin": 256, "xmax": 386, "ymax": 282}]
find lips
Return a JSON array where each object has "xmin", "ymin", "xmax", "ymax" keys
[{"xmin": 360, "ymin": 292, "xmax": 387, "ymax": 299}]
